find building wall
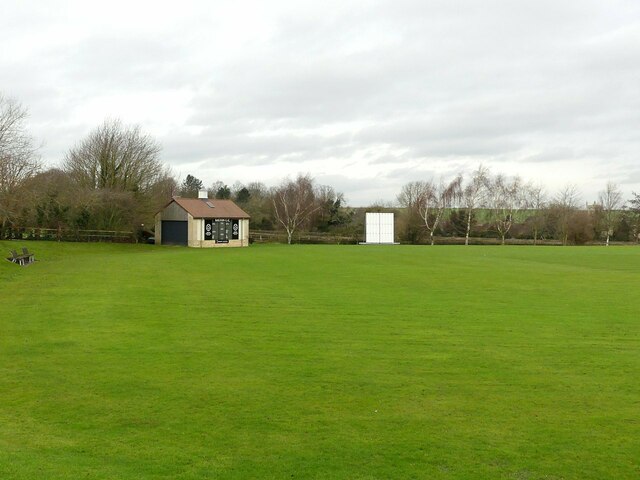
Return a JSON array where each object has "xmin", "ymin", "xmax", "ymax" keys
[
  {"xmin": 156, "ymin": 202, "xmax": 189, "ymax": 245},
  {"xmin": 154, "ymin": 213, "xmax": 162, "ymax": 244},
  {"xmin": 162, "ymin": 202, "xmax": 189, "ymax": 221},
  {"xmin": 188, "ymin": 217, "xmax": 249, "ymax": 248},
  {"xmin": 197, "ymin": 240, "xmax": 246, "ymax": 248},
  {"xmin": 241, "ymin": 219, "xmax": 249, "ymax": 244},
  {"xmin": 188, "ymin": 216, "xmax": 201, "ymax": 248},
  {"xmin": 156, "ymin": 200, "xmax": 249, "ymax": 247}
]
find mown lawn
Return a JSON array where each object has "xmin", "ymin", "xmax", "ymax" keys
[{"xmin": 1, "ymin": 241, "xmax": 639, "ymax": 479}]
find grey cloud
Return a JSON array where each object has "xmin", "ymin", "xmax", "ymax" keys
[
  {"xmin": 314, "ymin": 173, "xmax": 404, "ymax": 207},
  {"xmin": 58, "ymin": 36, "xmax": 188, "ymax": 95},
  {"xmin": 163, "ymin": 124, "xmax": 355, "ymax": 166},
  {"xmin": 2, "ymin": 0, "xmax": 640, "ymax": 203}
]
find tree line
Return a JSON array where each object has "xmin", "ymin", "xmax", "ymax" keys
[
  {"xmin": 177, "ymin": 169, "xmax": 640, "ymax": 246},
  {"xmin": 1, "ymin": 98, "xmax": 175, "ymax": 240},
  {"xmin": 397, "ymin": 166, "xmax": 639, "ymax": 245},
  {"xmin": 0, "ymin": 94, "xmax": 355, "ymax": 242},
  {"xmin": 2, "ymin": 93, "xmax": 640, "ymax": 244},
  {"xmin": 177, "ymin": 173, "xmax": 354, "ymax": 244}
]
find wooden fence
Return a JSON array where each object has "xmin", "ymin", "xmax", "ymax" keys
[
  {"xmin": 250, "ymin": 230, "xmax": 360, "ymax": 245},
  {"xmin": 2, "ymin": 227, "xmax": 135, "ymax": 243},
  {"xmin": 249, "ymin": 230, "xmax": 587, "ymax": 246},
  {"xmin": 4, "ymin": 227, "xmax": 633, "ymax": 246}
]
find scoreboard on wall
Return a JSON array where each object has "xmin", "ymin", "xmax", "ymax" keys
[{"xmin": 204, "ymin": 219, "xmax": 240, "ymax": 243}]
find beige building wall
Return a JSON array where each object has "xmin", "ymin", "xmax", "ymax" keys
[
  {"xmin": 241, "ymin": 219, "xmax": 249, "ymax": 245},
  {"xmin": 154, "ymin": 213, "xmax": 162, "ymax": 245},
  {"xmin": 189, "ymin": 217, "xmax": 250, "ymax": 248},
  {"xmin": 187, "ymin": 214, "xmax": 199, "ymax": 247},
  {"xmin": 156, "ymin": 200, "xmax": 249, "ymax": 247}
]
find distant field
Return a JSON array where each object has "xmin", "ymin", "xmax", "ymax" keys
[{"xmin": 1, "ymin": 242, "xmax": 639, "ymax": 479}]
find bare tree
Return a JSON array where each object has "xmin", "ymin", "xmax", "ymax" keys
[
  {"xmin": 63, "ymin": 119, "xmax": 164, "ymax": 193},
  {"xmin": 629, "ymin": 192, "xmax": 640, "ymax": 243},
  {"xmin": 312, "ymin": 184, "xmax": 349, "ymax": 231},
  {"xmin": 397, "ymin": 182, "xmax": 425, "ymax": 211},
  {"xmin": 414, "ymin": 176, "xmax": 462, "ymax": 245},
  {"xmin": 397, "ymin": 181, "xmax": 427, "ymax": 243},
  {"xmin": 524, "ymin": 183, "xmax": 547, "ymax": 245},
  {"xmin": 552, "ymin": 184, "xmax": 581, "ymax": 245},
  {"xmin": 488, "ymin": 174, "xmax": 525, "ymax": 244},
  {"xmin": 207, "ymin": 180, "xmax": 224, "ymax": 198},
  {"xmin": 598, "ymin": 182, "xmax": 622, "ymax": 246},
  {"xmin": 20, "ymin": 168, "xmax": 76, "ymax": 228},
  {"xmin": 461, "ymin": 166, "xmax": 489, "ymax": 245},
  {"xmin": 272, "ymin": 174, "xmax": 319, "ymax": 244},
  {"xmin": 62, "ymin": 119, "xmax": 174, "ymax": 232},
  {"xmin": 0, "ymin": 94, "xmax": 41, "ymax": 234}
]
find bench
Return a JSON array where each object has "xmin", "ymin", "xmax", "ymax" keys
[
  {"xmin": 21, "ymin": 247, "xmax": 34, "ymax": 263},
  {"xmin": 7, "ymin": 248, "xmax": 34, "ymax": 266}
]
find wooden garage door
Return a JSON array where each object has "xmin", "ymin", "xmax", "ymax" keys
[{"xmin": 161, "ymin": 221, "xmax": 188, "ymax": 245}]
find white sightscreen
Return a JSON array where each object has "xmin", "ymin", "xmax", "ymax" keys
[{"xmin": 365, "ymin": 212, "xmax": 394, "ymax": 243}]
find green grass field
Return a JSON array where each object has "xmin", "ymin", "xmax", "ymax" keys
[{"xmin": 1, "ymin": 242, "xmax": 639, "ymax": 479}]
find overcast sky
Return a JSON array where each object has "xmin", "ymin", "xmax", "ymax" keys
[{"xmin": 2, "ymin": 0, "xmax": 639, "ymax": 205}]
